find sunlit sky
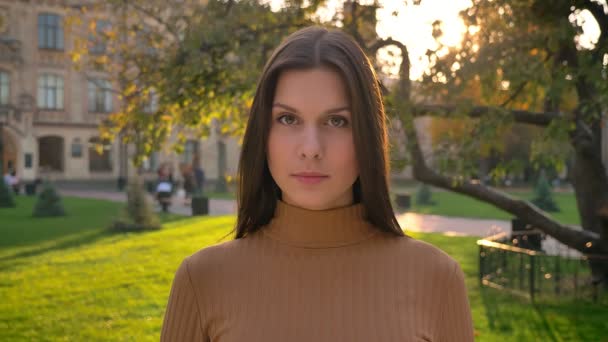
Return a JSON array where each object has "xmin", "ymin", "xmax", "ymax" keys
[{"xmin": 266, "ymin": 0, "xmax": 604, "ymax": 80}]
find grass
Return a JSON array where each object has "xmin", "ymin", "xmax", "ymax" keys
[
  {"xmin": 416, "ymin": 233, "xmax": 607, "ymax": 341},
  {"xmin": 1, "ymin": 197, "xmax": 605, "ymax": 341},
  {"xmin": 201, "ymin": 184, "xmax": 580, "ymax": 225},
  {"xmin": 392, "ymin": 186, "xmax": 581, "ymax": 226}
]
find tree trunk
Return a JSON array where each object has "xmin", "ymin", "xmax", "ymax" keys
[
  {"xmin": 215, "ymin": 138, "xmax": 227, "ymax": 192},
  {"xmin": 367, "ymin": 23, "xmax": 608, "ymax": 289}
]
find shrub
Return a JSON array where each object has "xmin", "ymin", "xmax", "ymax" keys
[
  {"xmin": 415, "ymin": 183, "xmax": 436, "ymax": 206},
  {"xmin": 33, "ymin": 182, "xmax": 66, "ymax": 217},
  {"xmin": 0, "ymin": 180, "xmax": 15, "ymax": 208},
  {"xmin": 109, "ymin": 176, "xmax": 160, "ymax": 232},
  {"xmin": 531, "ymin": 173, "xmax": 560, "ymax": 212}
]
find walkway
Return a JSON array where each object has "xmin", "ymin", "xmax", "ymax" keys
[
  {"xmin": 58, "ymin": 188, "xmax": 569, "ymax": 255},
  {"xmin": 58, "ymin": 189, "xmax": 236, "ymax": 216},
  {"xmin": 59, "ymin": 189, "xmax": 507, "ymax": 235}
]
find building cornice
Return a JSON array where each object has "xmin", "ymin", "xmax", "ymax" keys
[{"xmin": 33, "ymin": 121, "xmax": 99, "ymax": 128}]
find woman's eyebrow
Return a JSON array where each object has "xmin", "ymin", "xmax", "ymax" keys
[{"xmin": 272, "ymin": 102, "xmax": 351, "ymax": 115}]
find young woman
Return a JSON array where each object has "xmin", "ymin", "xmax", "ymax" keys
[{"xmin": 161, "ymin": 26, "xmax": 474, "ymax": 341}]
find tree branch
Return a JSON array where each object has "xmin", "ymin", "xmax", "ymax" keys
[
  {"xmin": 411, "ymin": 104, "xmax": 563, "ymax": 126},
  {"xmin": 126, "ymin": 1, "xmax": 184, "ymax": 48},
  {"xmin": 398, "ymin": 107, "xmax": 607, "ymax": 254},
  {"xmin": 368, "ymin": 38, "xmax": 411, "ymax": 97}
]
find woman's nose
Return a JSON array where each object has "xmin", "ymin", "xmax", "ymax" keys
[{"xmin": 298, "ymin": 126, "xmax": 323, "ymax": 160}]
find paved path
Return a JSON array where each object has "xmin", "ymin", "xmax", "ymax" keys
[
  {"xmin": 396, "ymin": 212, "xmax": 509, "ymax": 237},
  {"xmin": 60, "ymin": 189, "xmax": 508, "ymax": 235},
  {"xmin": 58, "ymin": 189, "xmax": 571, "ymax": 255},
  {"xmin": 59, "ymin": 189, "xmax": 236, "ymax": 216}
]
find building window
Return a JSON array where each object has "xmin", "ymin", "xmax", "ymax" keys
[
  {"xmin": 180, "ymin": 140, "xmax": 199, "ymax": 164},
  {"xmin": 24, "ymin": 153, "xmax": 33, "ymax": 169},
  {"xmin": 71, "ymin": 138, "xmax": 83, "ymax": 158},
  {"xmin": 90, "ymin": 19, "xmax": 110, "ymax": 54},
  {"xmin": 37, "ymin": 74, "xmax": 64, "ymax": 110},
  {"xmin": 0, "ymin": 71, "xmax": 8, "ymax": 105},
  {"xmin": 38, "ymin": 136, "xmax": 64, "ymax": 172},
  {"xmin": 142, "ymin": 152, "xmax": 159, "ymax": 172},
  {"xmin": 136, "ymin": 24, "xmax": 156, "ymax": 56},
  {"xmin": 143, "ymin": 88, "xmax": 159, "ymax": 113},
  {"xmin": 89, "ymin": 137, "xmax": 112, "ymax": 172},
  {"xmin": 88, "ymin": 79, "xmax": 112, "ymax": 113},
  {"xmin": 38, "ymin": 13, "xmax": 64, "ymax": 50}
]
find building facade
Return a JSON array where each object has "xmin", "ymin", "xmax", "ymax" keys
[{"xmin": 0, "ymin": 0, "xmax": 240, "ymax": 185}]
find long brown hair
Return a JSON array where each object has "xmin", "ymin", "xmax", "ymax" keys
[{"xmin": 233, "ymin": 26, "xmax": 403, "ymax": 238}]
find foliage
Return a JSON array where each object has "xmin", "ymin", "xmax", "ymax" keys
[
  {"xmin": 0, "ymin": 179, "xmax": 15, "ymax": 208},
  {"xmin": 67, "ymin": 0, "xmax": 321, "ymax": 166},
  {"xmin": 415, "ymin": 183, "xmax": 435, "ymax": 205},
  {"xmin": 531, "ymin": 172, "xmax": 560, "ymax": 212},
  {"xmin": 32, "ymin": 182, "xmax": 66, "ymax": 217},
  {"xmin": 407, "ymin": 0, "xmax": 608, "ymax": 259},
  {"xmin": 419, "ymin": 0, "xmax": 606, "ymax": 178},
  {"xmin": 110, "ymin": 175, "xmax": 161, "ymax": 232}
]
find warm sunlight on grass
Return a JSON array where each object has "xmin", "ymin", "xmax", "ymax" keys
[{"xmin": 1, "ymin": 197, "xmax": 604, "ymax": 341}]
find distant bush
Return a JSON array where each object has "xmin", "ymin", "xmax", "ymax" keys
[
  {"xmin": 109, "ymin": 176, "xmax": 160, "ymax": 232},
  {"xmin": 0, "ymin": 180, "xmax": 15, "ymax": 208},
  {"xmin": 415, "ymin": 183, "xmax": 436, "ymax": 206},
  {"xmin": 531, "ymin": 173, "xmax": 560, "ymax": 212},
  {"xmin": 33, "ymin": 182, "xmax": 66, "ymax": 217}
]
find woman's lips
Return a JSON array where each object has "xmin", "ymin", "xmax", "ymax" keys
[{"xmin": 291, "ymin": 173, "xmax": 329, "ymax": 185}]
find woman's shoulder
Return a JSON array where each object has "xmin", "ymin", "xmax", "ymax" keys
[
  {"xmin": 185, "ymin": 237, "xmax": 247, "ymax": 265},
  {"xmin": 378, "ymin": 233, "xmax": 461, "ymax": 274},
  {"xmin": 181, "ymin": 233, "xmax": 264, "ymax": 276}
]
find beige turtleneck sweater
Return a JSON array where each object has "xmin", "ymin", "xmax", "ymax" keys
[{"xmin": 161, "ymin": 201, "xmax": 474, "ymax": 341}]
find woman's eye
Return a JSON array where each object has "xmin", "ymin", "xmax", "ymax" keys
[
  {"xmin": 328, "ymin": 116, "xmax": 348, "ymax": 128},
  {"xmin": 277, "ymin": 114, "xmax": 297, "ymax": 125}
]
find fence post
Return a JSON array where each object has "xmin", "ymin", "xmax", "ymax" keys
[
  {"xmin": 529, "ymin": 254, "xmax": 535, "ymax": 301},
  {"xmin": 555, "ymin": 255, "xmax": 561, "ymax": 295},
  {"xmin": 479, "ymin": 244, "xmax": 484, "ymax": 287},
  {"xmin": 519, "ymin": 253, "xmax": 524, "ymax": 290}
]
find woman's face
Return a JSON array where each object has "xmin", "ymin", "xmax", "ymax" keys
[{"xmin": 267, "ymin": 67, "xmax": 358, "ymax": 210}]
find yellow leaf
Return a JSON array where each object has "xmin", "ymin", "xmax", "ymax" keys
[
  {"xmin": 95, "ymin": 55, "xmax": 109, "ymax": 65},
  {"xmin": 70, "ymin": 52, "xmax": 81, "ymax": 63}
]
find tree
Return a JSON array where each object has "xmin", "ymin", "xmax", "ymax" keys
[
  {"xmin": 415, "ymin": 183, "xmax": 435, "ymax": 206},
  {"xmin": 67, "ymin": 0, "xmax": 320, "ymax": 168},
  {"xmin": 110, "ymin": 175, "xmax": 160, "ymax": 231},
  {"xmin": 360, "ymin": 0, "xmax": 608, "ymax": 285},
  {"xmin": 531, "ymin": 172, "xmax": 560, "ymax": 212},
  {"xmin": 33, "ymin": 182, "xmax": 66, "ymax": 217}
]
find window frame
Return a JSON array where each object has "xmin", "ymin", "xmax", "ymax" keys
[
  {"xmin": 38, "ymin": 13, "xmax": 64, "ymax": 50},
  {"xmin": 87, "ymin": 79, "xmax": 113, "ymax": 113},
  {"xmin": 0, "ymin": 70, "xmax": 9, "ymax": 105},
  {"xmin": 37, "ymin": 74, "xmax": 64, "ymax": 110}
]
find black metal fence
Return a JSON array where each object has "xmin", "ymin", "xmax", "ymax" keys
[{"xmin": 478, "ymin": 230, "xmax": 607, "ymax": 303}]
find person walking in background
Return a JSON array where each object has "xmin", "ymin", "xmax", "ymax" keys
[
  {"xmin": 192, "ymin": 155, "xmax": 205, "ymax": 195},
  {"xmin": 3, "ymin": 169, "xmax": 19, "ymax": 194},
  {"xmin": 155, "ymin": 163, "xmax": 174, "ymax": 213},
  {"xmin": 9, "ymin": 170, "xmax": 20, "ymax": 194},
  {"xmin": 180, "ymin": 162, "xmax": 195, "ymax": 204}
]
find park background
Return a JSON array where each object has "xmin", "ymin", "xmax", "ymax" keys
[{"xmin": 1, "ymin": 0, "xmax": 607, "ymax": 340}]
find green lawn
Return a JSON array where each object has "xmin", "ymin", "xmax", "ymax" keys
[
  {"xmin": 1, "ymin": 197, "xmax": 605, "ymax": 341},
  {"xmin": 203, "ymin": 186, "xmax": 581, "ymax": 225},
  {"xmin": 393, "ymin": 187, "xmax": 581, "ymax": 226}
]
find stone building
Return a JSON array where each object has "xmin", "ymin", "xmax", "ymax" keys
[{"xmin": 0, "ymin": 0, "xmax": 240, "ymax": 188}]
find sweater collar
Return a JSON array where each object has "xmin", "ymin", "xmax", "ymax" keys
[{"xmin": 262, "ymin": 200, "xmax": 379, "ymax": 248}]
